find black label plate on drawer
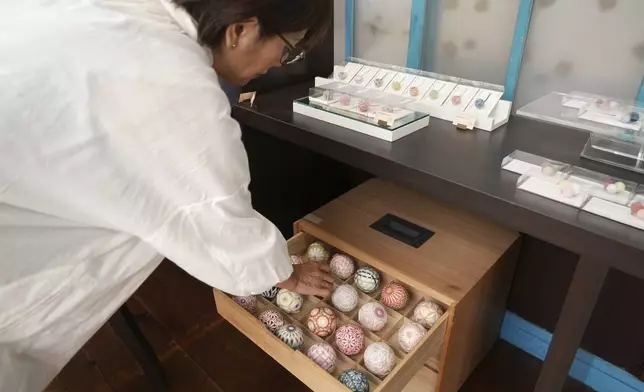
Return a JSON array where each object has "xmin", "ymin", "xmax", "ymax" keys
[{"xmin": 370, "ymin": 213, "xmax": 434, "ymax": 248}]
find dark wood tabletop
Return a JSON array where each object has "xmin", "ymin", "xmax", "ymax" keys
[{"xmin": 233, "ymin": 81, "xmax": 644, "ymax": 279}]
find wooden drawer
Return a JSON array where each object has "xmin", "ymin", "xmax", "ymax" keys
[
  {"xmin": 214, "ymin": 231, "xmax": 448, "ymax": 392},
  {"xmin": 214, "ymin": 179, "xmax": 519, "ymax": 392}
]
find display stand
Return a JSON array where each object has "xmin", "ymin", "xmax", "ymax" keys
[
  {"xmin": 517, "ymin": 92, "xmax": 644, "ymax": 174},
  {"xmin": 321, "ymin": 58, "xmax": 512, "ymax": 132},
  {"xmin": 293, "ymin": 85, "xmax": 430, "ymax": 142},
  {"xmin": 502, "ymin": 150, "xmax": 644, "ymax": 231}
]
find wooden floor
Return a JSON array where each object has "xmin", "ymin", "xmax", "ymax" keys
[{"xmin": 46, "ymin": 260, "xmax": 593, "ymax": 392}]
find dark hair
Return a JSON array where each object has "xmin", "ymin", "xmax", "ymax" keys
[{"xmin": 173, "ymin": 0, "xmax": 331, "ymax": 52}]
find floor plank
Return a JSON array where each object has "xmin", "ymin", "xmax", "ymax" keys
[
  {"xmin": 122, "ymin": 299, "xmax": 224, "ymax": 392},
  {"xmin": 133, "ymin": 260, "xmax": 223, "ymax": 346},
  {"xmin": 45, "ymin": 349, "xmax": 113, "ymax": 392},
  {"xmin": 183, "ymin": 321, "xmax": 311, "ymax": 392},
  {"xmin": 83, "ymin": 323, "xmax": 145, "ymax": 390}
]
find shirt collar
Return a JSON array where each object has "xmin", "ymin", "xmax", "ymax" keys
[{"xmin": 159, "ymin": 0, "xmax": 199, "ymax": 41}]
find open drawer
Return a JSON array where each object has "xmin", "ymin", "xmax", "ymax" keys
[
  {"xmin": 214, "ymin": 179, "xmax": 519, "ymax": 392},
  {"xmin": 214, "ymin": 231, "xmax": 448, "ymax": 392}
]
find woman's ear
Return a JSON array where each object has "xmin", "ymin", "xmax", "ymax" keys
[{"xmin": 225, "ymin": 17, "xmax": 260, "ymax": 49}]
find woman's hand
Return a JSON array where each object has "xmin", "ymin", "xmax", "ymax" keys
[{"xmin": 277, "ymin": 262, "xmax": 334, "ymax": 297}]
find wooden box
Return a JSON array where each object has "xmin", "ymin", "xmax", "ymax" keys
[{"xmin": 214, "ymin": 179, "xmax": 519, "ymax": 391}]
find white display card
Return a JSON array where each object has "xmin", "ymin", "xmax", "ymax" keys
[
  {"xmin": 333, "ymin": 63, "xmax": 364, "ymax": 83},
  {"xmin": 583, "ymin": 197, "xmax": 644, "ymax": 231},
  {"xmin": 563, "ymin": 99, "xmax": 588, "ymax": 110},
  {"xmin": 420, "ymin": 81, "xmax": 457, "ymax": 107},
  {"xmin": 402, "ymin": 76, "xmax": 436, "ymax": 100},
  {"xmin": 502, "ymin": 160, "xmax": 540, "ymax": 175},
  {"xmin": 384, "ymin": 73, "xmax": 415, "ymax": 96},
  {"xmin": 579, "ymin": 111, "xmax": 641, "ymax": 131},
  {"xmin": 466, "ymin": 89, "xmax": 504, "ymax": 117},
  {"xmin": 366, "ymin": 69, "xmax": 398, "ymax": 91},
  {"xmin": 444, "ymin": 85, "xmax": 479, "ymax": 111},
  {"xmin": 518, "ymin": 176, "xmax": 586, "ymax": 208},
  {"xmin": 349, "ymin": 65, "xmax": 380, "ymax": 87}
]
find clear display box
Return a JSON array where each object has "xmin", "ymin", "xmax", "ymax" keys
[
  {"xmin": 505, "ymin": 149, "xmax": 644, "ymax": 231},
  {"xmin": 517, "ymin": 92, "xmax": 644, "ymax": 174},
  {"xmin": 293, "ymin": 86, "xmax": 430, "ymax": 142},
  {"xmin": 583, "ymin": 183, "xmax": 644, "ymax": 231},
  {"xmin": 501, "ymin": 150, "xmax": 570, "ymax": 176}
]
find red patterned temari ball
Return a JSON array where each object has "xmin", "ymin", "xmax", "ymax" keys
[
  {"xmin": 380, "ymin": 282, "xmax": 409, "ymax": 310},
  {"xmin": 233, "ymin": 295, "xmax": 257, "ymax": 314},
  {"xmin": 335, "ymin": 324, "xmax": 365, "ymax": 356},
  {"xmin": 307, "ymin": 307, "xmax": 338, "ymax": 338}
]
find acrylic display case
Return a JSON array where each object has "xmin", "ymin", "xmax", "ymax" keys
[
  {"xmin": 501, "ymin": 150, "xmax": 570, "ymax": 176},
  {"xmin": 517, "ymin": 92, "xmax": 644, "ymax": 174},
  {"xmin": 315, "ymin": 58, "xmax": 511, "ymax": 132},
  {"xmin": 504, "ymin": 150, "xmax": 644, "ymax": 231},
  {"xmin": 293, "ymin": 84, "xmax": 430, "ymax": 142}
]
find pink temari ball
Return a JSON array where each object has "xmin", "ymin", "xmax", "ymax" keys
[
  {"xmin": 307, "ymin": 307, "xmax": 338, "ymax": 338},
  {"xmin": 290, "ymin": 255, "xmax": 304, "ymax": 265},
  {"xmin": 307, "ymin": 342, "xmax": 337, "ymax": 373},
  {"xmin": 233, "ymin": 295, "xmax": 257, "ymax": 314},
  {"xmin": 398, "ymin": 322, "xmax": 426, "ymax": 353},
  {"xmin": 335, "ymin": 324, "xmax": 365, "ymax": 356},
  {"xmin": 364, "ymin": 342, "xmax": 396, "ymax": 377},
  {"xmin": 358, "ymin": 302, "xmax": 388, "ymax": 332},
  {"xmin": 258, "ymin": 309, "xmax": 284, "ymax": 334},
  {"xmin": 380, "ymin": 282, "xmax": 409, "ymax": 310},
  {"xmin": 330, "ymin": 254, "xmax": 355, "ymax": 280},
  {"xmin": 411, "ymin": 301, "xmax": 444, "ymax": 329}
]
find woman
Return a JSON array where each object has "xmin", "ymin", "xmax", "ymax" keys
[{"xmin": 0, "ymin": 0, "xmax": 332, "ymax": 390}]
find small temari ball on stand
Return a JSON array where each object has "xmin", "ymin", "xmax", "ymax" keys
[
  {"xmin": 233, "ymin": 295, "xmax": 257, "ymax": 314},
  {"xmin": 364, "ymin": 342, "xmax": 396, "ymax": 377},
  {"xmin": 261, "ymin": 286, "xmax": 280, "ymax": 301},
  {"xmin": 631, "ymin": 202, "xmax": 644, "ymax": 219},
  {"xmin": 258, "ymin": 309, "xmax": 284, "ymax": 334},
  {"xmin": 398, "ymin": 322, "xmax": 426, "ymax": 353},
  {"xmin": 335, "ymin": 324, "xmax": 365, "ymax": 356},
  {"xmin": 354, "ymin": 266, "xmax": 380, "ymax": 293},
  {"xmin": 380, "ymin": 282, "xmax": 409, "ymax": 310},
  {"xmin": 412, "ymin": 300, "xmax": 444, "ymax": 329},
  {"xmin": 307, "ymin": 342, "xmax": 337, "ymax": 373},
  {"xmin": 338, "ymin": 369, "xmax": 370, "ymax": 392},
  {"xmin": 330, "ymin": 254, "xmax": 355, "ymax": 280},
  {"xmin": 307, "ymin": 307, "xmax": 338, "ymax": 337},
  {"xmin": 276, "ymin": 289, "xmax": 303, "ymax": 314},
  {"xmin": 276, "ymin": 324, "xmax": 304, "ymax": 350},
  {"xmin": 331, "ymin": 284, "xmax": 359, "ymax": 312},
  {"xmin": 307, "ymin": 242, "xmax": 329, "ymax": 263},
  {"xmin": 290, "ymin": 255, "xmax": 304, "ymax": 265},
  {"xmin": 358, "ymin": 302, "xmax": 388, "ymax": 332}
]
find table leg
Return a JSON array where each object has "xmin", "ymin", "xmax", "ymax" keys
[
  {"xmin": 534, "ymin": 258, "xmax": 608, "ymax": 392},
  {"xmin": 111, "ymin": 304, "xmax": 167, "ymax": 391}
]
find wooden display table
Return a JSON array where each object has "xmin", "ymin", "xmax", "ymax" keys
[{"xmin": 214, "ymin": 179, "xmax": 519, "ymax": 391}]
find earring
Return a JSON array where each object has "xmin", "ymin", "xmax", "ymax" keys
[{"xmin": 232, "ymin": 44, "xmax": 237, "ymax": 48}]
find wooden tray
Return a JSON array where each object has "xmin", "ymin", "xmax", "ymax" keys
[{"xmin": 214, "ymin": 231, "xmax": 448, "ymax": 392}]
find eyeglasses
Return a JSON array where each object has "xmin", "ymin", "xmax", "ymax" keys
[{"xmin": 277, "ymin": 33, "xmax": 306, "ymax": 65}]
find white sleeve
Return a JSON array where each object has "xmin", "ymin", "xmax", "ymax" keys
[
  {"xmin": 116, "ymin": 75, "xmax": 293, "ymax": 296},
  {"xmin": 24, "ymin": 69, "xmax": 293, "ymax": 296}
]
